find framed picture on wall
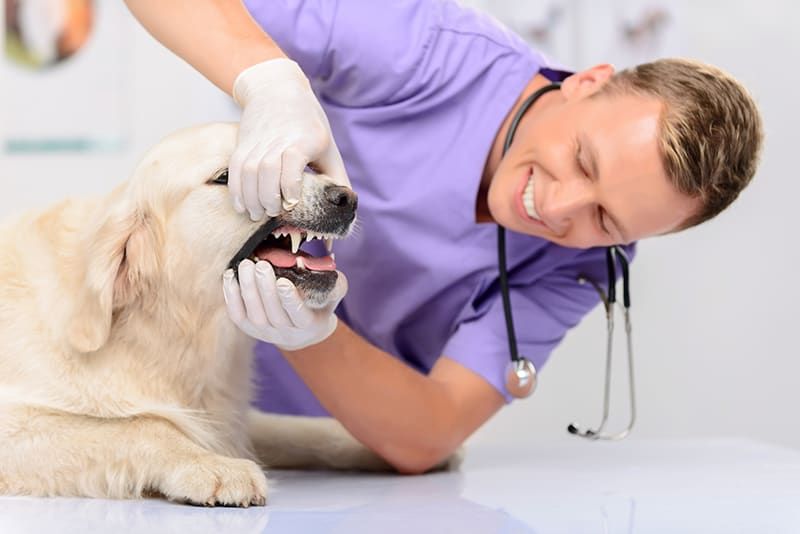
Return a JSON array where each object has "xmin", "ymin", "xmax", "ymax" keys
[{"xmin": 1, "ymin": 0, "xmax": 130, "ymax": 153}]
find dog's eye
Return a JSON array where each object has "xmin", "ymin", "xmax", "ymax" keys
[{"xmin": 208, "ymin": 169, "xmax": 229, "ymax": 185}]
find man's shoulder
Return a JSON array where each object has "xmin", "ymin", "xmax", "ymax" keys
[{"xmin": 434, "ymin": 0, "xmax": 534, "ymax": 55}]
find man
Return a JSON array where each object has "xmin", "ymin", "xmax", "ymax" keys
[{"xmin": 124, "ymin": 0, "xmax": 763, "ymax": 474}]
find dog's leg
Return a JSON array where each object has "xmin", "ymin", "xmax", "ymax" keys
[
  {"xmin": 0, "ymin": 406, "xmax": 267, "ymax": 506},
  {"xmin": 247, "ymin": 409, "xmax": 393, "ymax": 471},
  {"xmin": 247, "ymin": 409, "xmax": 462, "ymax": 472}
]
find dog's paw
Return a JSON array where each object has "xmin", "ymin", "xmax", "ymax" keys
[{"xmin": 159, "ymin": 455, "xmax": 268, "ymax": 507}]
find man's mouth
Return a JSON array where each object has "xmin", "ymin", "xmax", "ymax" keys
[
  {"xmin": 517, "ymin": 168, "xmax": 545, "ymax": 226},
  {"xmin": 522, "ymin": 172, "xmax": 541, "ymax": 221}
]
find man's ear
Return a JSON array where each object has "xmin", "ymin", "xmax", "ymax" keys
[
  {"xmin": 560, "ymin": 63, "xmax": 616, "ymax": 100},
  {"xmin": 66, "ymin": 194, "xmax": 162, "ymax": 354}
]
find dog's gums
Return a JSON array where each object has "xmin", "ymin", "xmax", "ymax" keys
[
  {"xmin": 230, "ymin": 223, "xmax": 340, "ymax": 272},
  {"xmin": 229, "ymin": 221, "xmax": 346, "ymax": 307},
  {"xmin": 227, "ymin": 180, "xmax": 357, "ymax": 306},
  {"xmin": 254, "ymin": 227, "xmax": 336, "ymax": 271},
  {"xmin": 228, "ymin": 218, "xmax": 283, "ymax": 272}
]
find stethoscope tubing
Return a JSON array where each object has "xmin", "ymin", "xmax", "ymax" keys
[
  {"xmin": 498, "ymin": 80, "xmax": 636, "ymax": 440},
  {"xmin": 498, "ymin": 82, "xmax": 563, "ymax": 368}
]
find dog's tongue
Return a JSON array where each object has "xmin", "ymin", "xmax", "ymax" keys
[{"xmin": 256, "ymin": 248, "xmax": 336, "ymax": 271}]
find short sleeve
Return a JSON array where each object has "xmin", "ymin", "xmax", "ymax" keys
[
  {"xmin": 244, "ymin": 0, "xmax": 443, "ymax": 106},
  {"xmin": 442, "ymin": 245, "xmax": 635, "ymax": 402},
  {"xmin": 243, "ymin": 0, "xmax": 337, "ymax": 80}
]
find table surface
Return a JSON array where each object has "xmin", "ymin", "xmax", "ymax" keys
[{"xmin": 1, "ymin": 437, "xmax": 799, "ymax": 534}]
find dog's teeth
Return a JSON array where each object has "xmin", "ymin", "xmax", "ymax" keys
[
  {"xmin": 290, "ymin": 231, "xmax": 302, "ymax": 254},
  {"xmin": 296, "ymin": 256, "xmax": 306, "ymax": 269},
  {"xmin": 324, "ymin": 238, "xmax": 334, "ymax": 254}
]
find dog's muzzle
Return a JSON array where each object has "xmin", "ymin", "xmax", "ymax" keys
[{"xmin": 228, "ymin": 185, "xmax": 357, "ymax": 305}]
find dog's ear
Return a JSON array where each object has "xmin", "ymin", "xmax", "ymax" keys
[{"xmin": 66, "ymin": 193, "xmax": 162, "ymax": 353}]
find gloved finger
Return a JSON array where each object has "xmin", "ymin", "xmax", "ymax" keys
[
  {"xmin": 241, "ymin": 145, "xmax": 266, "ymax": 221},
  {"xmin": 222, "ymin": 269, "xmax": 247, "ymax": 323},
  {"xmin": 254, "ymin": 261, "xmax": 293, "ymax": 328},
  {"xmin": 275, "ymin": 278, "xmax": 316, "ymax": 329},
  {"xmin": 315, "ymin": 142, "xmax": 351, "ymax": 189},
  {"xmin": 280, "ymin": 147, "xmax": 306, "ymax": 211},
  {"xmin": 227, "ymin": 150, "xmax": 247, "ymax": 214},
  {"xmin": 257, "ymin": 157, "xmax": 282, "ymax": 217},
  {"xmin": 323, "ymin": 271, "xmax": 348, "ymax": 315},
  {"xmin": 237, "ymin": 260, "xmax": 270, "ymax": 326}
]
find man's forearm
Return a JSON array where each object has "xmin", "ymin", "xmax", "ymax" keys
[
  {"xmin": 281, "ymin": 322, "xmax": 466, "ymax": 473},
  {"xmin": 124, "ymin": 0, "xmax": 284, "ymax": 94}
]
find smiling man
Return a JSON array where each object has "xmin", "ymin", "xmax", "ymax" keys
[
  {"xmin": 125, "ymin": 0, "xmax": 763, "ymax": 474},
  {"xmin": 481, "ymin": 63, "xmax": 711, "ymax": 248}
]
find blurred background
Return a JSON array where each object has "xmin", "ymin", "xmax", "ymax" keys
[{"xmin": 1, "ymin": 0, "xmax": 797, "ymax": 452}]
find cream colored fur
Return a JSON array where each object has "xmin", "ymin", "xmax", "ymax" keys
[{"xmin": 0, "ymin": 123, "xmax": 385, "ymax": 506}]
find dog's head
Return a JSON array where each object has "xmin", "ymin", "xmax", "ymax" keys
[{"xmin": 65, "ymin": 123, "xmax": 357, "ymax": 353}]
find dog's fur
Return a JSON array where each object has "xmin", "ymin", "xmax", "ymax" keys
[{"xmin": 0, "ymin": 123, "xmax": 390, "ymax": 506}]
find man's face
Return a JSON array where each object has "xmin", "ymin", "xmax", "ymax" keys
[{"xmin": 487, "ymin": 68, "xmax": 699, "ymax": 248}]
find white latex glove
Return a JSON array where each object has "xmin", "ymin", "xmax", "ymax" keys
[
  {"xmin": 230, "ymin": 58, "xmax": 350, "ymax": 221},
  {"xmin": 222, "ymin": 260, "xmax": 347, "ymax": 351}
]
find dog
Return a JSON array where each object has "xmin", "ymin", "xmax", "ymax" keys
[{"xmin": 0, "ymin": 123, "xmax": 391, "ymax": 506}]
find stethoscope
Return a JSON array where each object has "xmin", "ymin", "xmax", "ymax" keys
[{"xmin": 499, "ymin": 82, "xmax": 637, "ymax": 440}]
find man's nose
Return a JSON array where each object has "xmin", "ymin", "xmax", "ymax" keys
[{"xmin": 541, "ymin": 180, "xmax": 595, "ymax": 228}]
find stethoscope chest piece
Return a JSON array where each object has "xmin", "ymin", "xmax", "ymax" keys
[{"xmin": 504, "ymin": 357, "xmax": 537, "ymax": 399}]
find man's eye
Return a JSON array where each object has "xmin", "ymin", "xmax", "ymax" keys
[
  {"xmin": 598, "ymin": 207, "xmax": 611, "ymax": 235},
  {"xmin": 579, "ymin": 160, "xmax": 589, "ymax": 178},
  {"xmin": 209, "ymin": 169, "xmax": 228, "ymax": 185}
]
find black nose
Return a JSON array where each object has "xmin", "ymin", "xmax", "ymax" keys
[{"xmin": 324, "ymin": 185, "xmax": 358, "ymax": 212}]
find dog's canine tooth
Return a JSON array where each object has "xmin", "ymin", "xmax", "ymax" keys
[
  {"xmin": 290, "ymin": 231, "xmax": 302, "ymax": 254},
  {"xmin": 324, "ymin": 238, "xmax": 334, "ymax": 254},
  {"xmin": 296, "ymin": 256, "xmax": 306, "ymax": 269}
]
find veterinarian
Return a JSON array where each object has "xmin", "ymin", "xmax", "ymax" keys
[{"xmin": 124, "ymin": 0, "xmax": 763, "ymax": 473}]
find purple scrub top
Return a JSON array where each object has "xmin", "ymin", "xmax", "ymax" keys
[{"xmin": 243, "ymin": 0, "xmax": 633, "ymax": 415}]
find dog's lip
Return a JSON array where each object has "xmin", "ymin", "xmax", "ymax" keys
[{"xmin": 228, "ymin": 218, "xmax": 283, "ymax": 273}]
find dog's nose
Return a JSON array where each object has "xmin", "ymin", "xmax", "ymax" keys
[{"xmin": 324, "ymin": 185, "xmax": 358, "ymax": 212}]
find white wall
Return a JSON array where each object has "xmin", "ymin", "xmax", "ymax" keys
[
  {"xmin": 0, "ymin": 2, "xmax": 239, "ymax": 216},
  {"xmin": 1, "ymin": 1, "xmax": 797, "ymax": 450}
]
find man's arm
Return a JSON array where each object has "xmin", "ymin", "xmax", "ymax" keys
[
  {"xmin": 282, "ymin": 320, "xmax": 506, "ymax": 474},
  {"xmin": 123, "ymin": 0, "xmax": 283, "ymax": 94},
  {"xmin": 125, "ymin": 1, "xmax": 350, "ymax": 219}
]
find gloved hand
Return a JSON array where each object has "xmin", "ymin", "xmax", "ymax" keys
[
  {"xmin": 222, "ymin": 260, "xmax": 347, "ymax": 351},
  {"xmin": 230, "ymin": 58, "xmax": 350, "ymax": 221}
]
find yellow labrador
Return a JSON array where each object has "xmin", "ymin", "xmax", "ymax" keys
[{"xmin": 0, "ymin": 123, "xmax": 387, "ymax": 506}]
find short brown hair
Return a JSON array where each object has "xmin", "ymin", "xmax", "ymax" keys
[{"xmin": 599, "ymin": 58, "xmax": 763, "ymax": 229}]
